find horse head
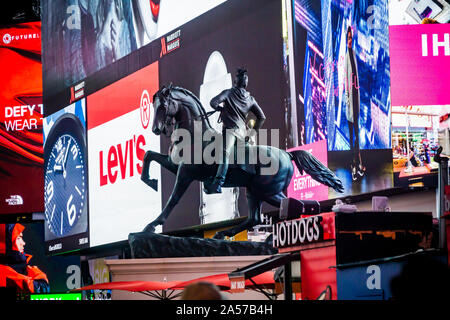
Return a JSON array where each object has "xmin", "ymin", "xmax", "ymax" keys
[
  {"xmin": 152, "ymin": 84, "xmax": 177, "ymax": 136},
  {"xmin": 152, "ymin": 84, "xmax": 212, "ymax": 136}
]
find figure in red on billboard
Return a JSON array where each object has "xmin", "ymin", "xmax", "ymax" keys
[
  {"xmin": 344, "ymin": 27, "xmax": 365, "ymax": 181},
  {"xmin": 204, "ymin": 68, "xmax": 266, "ymax": 194},
  {"xmin": 0, "ymin": 224, "xmax": 49, "ymax": 293}
]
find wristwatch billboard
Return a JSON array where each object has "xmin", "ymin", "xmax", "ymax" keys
[{"xmin": 44, "ymin": 113, "xmax": 87, "ymax": 237}]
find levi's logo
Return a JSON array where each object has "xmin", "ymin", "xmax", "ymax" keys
[
  {"xmin": 140, "ymin": 90, "xmax": 151, "ymax": 129},
  {"xmin": 99, "ymin": 134, "xmax": 146, "ymax": 186}
]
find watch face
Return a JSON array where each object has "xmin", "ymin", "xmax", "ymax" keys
[{"xmin": 44, "ymin": 115, "xmax": 87, "ymax": 237}]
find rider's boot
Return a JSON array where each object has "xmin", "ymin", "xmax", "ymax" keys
[{"xmin": 203, "ymin": 177, "xmax": 224, "ymax": 194}]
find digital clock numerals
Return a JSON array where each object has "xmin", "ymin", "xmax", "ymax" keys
[{"xmin": 45, "ymin": 134, "xmax": 86, "ymax": 237}]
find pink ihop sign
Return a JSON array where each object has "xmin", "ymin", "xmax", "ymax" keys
[
  {"xmin": 390, "ymin": 23, "xmax": 450, "ymax": 106},
  {"xmin": 287, "ymin": 140, "xmax": 328, "ymax": 202}
]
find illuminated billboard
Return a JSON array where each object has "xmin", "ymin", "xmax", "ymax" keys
[
  {"xmin": 30, "ymin": 293, "xmax": 82, "ymax": 300},
  {"xmin": 288, "ymin": 0, "xmax": 393, "ymax": 199},
  {"xmin": 286, "ymin": 140, "xmax": 329, "ymax": 202},
  {"xmin": 41, "ymin": 0, "xmax": 228, "ymax": 108},
  {"xmin": 0, "ymin": 21, "xmax": 43, "ymax": 215},
  {"xmin": 40, "ymin": 0, "xmax": 306, "ymax": 249},
  {"xmin": 391, "ymin": 105, "xmax": 450, "ymax": 188},
  {"xmin": 1, "ymin": 222, "xmax": 80, "ymax": 294},
  {"xmin": 87, "ymin": 62, "xmax": 161, "ymax": 247},
  {"xmin": 390, "ymin": 23, "xmax": 450, "ymax": 107},
  {"xmin": 43, "ymin": 58, "xmax": 162, "ymax": 252},
  {"xmin": 43, "ymin": 100, "xmax": 88, "ymax": 254},
  {"xmin": 157, "ymin": 0, "xmax": 286, "ymax": 231},
  {"xmin": 389, "ymin": 0, "xmax": 450, "ymax": 188}
]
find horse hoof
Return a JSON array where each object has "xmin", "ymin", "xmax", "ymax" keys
[
  {"xmin": 142, "ymin": 177, "xmax": 158, "ymax": 191},
  {"xmin": 213, "ymin": 230, "xmax": 232, "ymax": 240},
  {"xmin": 264, "ymin": 234, "xmax": 273, "ymax": 244},
  {"xmin": 149, "ymin": 179, "xmax": 158, "ymax": 191},
  {"xmin": 142, "ymin": 224, "xmax": 156, "ymax": 233},
  {"xmin": 212, "ymin": 232, "xmax": 225, "ymax": 240}
]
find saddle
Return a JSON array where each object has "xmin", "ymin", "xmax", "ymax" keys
[
  {"xmin": 169, "ymin": 129, "xmax": 258, "ymax": 175},
  {"xmin": 227, "ymin": 143, "xmax": 258, "ymax": 175}
]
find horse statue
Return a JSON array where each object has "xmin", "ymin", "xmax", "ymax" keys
[{"xmin": 140, "ymin": 84, "xmax": 344, "ymax": 239}]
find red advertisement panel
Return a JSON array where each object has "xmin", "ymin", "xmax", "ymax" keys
[
  {"xmin": 300, "ymin": 246, "xmax": 337, "ymax": 300},
  {"xmin": 0, "ymin": 22, "xmax": 43, "ymax": 214}
]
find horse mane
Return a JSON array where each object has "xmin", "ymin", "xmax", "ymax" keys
[{"xmin": 171, "ymin": 86, "xmax": 212, "ymax": 127}]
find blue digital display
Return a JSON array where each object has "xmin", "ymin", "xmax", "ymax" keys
[
  {"xmin": 45, "ymin": 133, "xmax": 86, "ymax": 236},
  {"xmin": 293, "ymin": 0, "xmax": 391, "ymax": 151}
]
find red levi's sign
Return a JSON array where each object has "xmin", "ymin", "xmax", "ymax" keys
[
  {"xmin": 86, "ymin": 61, "xmax": 162, "ymax": 248},
  {"xmin": 87, "ymin": 62, "xmax": 159, "ymax": 130}
]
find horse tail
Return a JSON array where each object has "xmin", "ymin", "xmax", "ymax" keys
[{"xmin": 288, "ymin": 150, "xmax": 344, "ymax": 193}]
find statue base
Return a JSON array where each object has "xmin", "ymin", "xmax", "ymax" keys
[{"xmin": 128, "ymin": 232, "xmax": 277, "ymax": 258}]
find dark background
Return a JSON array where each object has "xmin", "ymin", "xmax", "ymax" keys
[
  {"xmin": 40, "ymin": 0, "xmax": 287, "ymax": 235},
  {"xmin": 0, "ymin": 0, "xmax": 40, "ymax": 27}
]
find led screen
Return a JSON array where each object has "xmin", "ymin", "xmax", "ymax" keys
[
  {"xmin": 157, "ymin": 0, "xmax": 285, "ymax": 231},
  {"xmin": 289, "ymin": 0, "xmax": 393, "ymax": 199},
  {"xmin": 389, "ymin": 0, "xmax": 450, "ymax": 187},
  {"xmin": 30, "ymin": 293, "xmax": 82, "ymax": 300},
  {"xmin": 1, "ymin": 222, "xmax": 80, "ymax": 293},
  {"xmin": 87, "ymin": 62, "xmax": 161, "ymax": 247},
  {"xmin": 40, "ymin": 0, "xmax": 337, "ymax": 249},
  {"xmin": 41, "ymin": 0, "xmax": 228, "ymax": 107},
  {"xmin": 391, "ymin": 106, "xmax": 450, "ymax": 188},
  {"xmin": 390, "ymin": 23, "xmax": 450, "ymax": 107},
  {"xmin": 43, "ymin": 100, "xmax": 88, "ymax": 254},
  {"xmin": 389, "ymin": 0, "xmax": 450, "ymax": 25},
  {"xmin": 286, "ymin": 140, "xmax": 329, "ymax": 201},
  {"xmin": 0, "ymin": 22, "xmax": 43, "ymax": 215},
  {"xmin": 41, "ymin": 0, "xmax": 248, "ymax": 250}
]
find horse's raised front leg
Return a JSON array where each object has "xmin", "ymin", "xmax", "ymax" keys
[
  {"xmin": 141, "ymin": 150, "xmax": 178, "ymax": 191},
  {"xmin": 143, "ymin": 163, "xmax": 193, "ymax": 233},
  {"xmin": 213, "ymin": 191, "xmax": 262, "ymax": 239}
]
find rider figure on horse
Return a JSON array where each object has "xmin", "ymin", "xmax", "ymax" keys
[{"xmin": 204, "ymin": 68, "xmax": 266, "ymax": 194}]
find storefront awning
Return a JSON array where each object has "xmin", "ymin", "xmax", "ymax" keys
[{"xmin": 73, "ymin": 271, "xmax": 276, "ymax": 300}]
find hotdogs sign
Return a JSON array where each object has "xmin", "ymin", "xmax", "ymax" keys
[{"xmin": 272, "ymin": 215, "xmax": 323, "ymax": 248}]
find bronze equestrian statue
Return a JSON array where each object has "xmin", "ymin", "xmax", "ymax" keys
[{"xmin": 141, "ymin": 81, "xmax": 343, "ymax": 240}]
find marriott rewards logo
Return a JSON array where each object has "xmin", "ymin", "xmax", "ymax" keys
[
  {"xmin": 86, "ymin": 61, "xmax": 162, "ymax": 247},
  {"xmin": 2, "ymin": 32, "xmax": 40, "ymax": 45}
]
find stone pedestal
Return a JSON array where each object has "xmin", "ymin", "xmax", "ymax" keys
[
  {"xmin": 105, "ymin": 256, "xmax": 272, "ymax": 300},
  {"xmin": 128, "ymin": 231, "xmax": 277, "ymax": 258}
]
